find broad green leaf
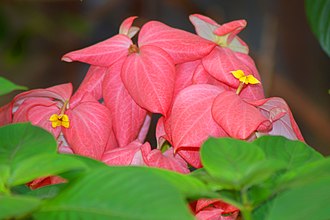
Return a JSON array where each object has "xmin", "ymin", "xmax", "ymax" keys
[
  {"xmin": 59, "ymin": 154, "xmax": 107, "ymax": 181},
  {"xmin": 277, "ymin": 157, "xmax": 330, "ymax": 190},
  {"xmin": 11, "ymin": 184, "xmax": 31, "ymax": 195},
  {"xmin": 27, "ymin": 183, "xmax": 66, "ymax": 199},
  {"xmin": 34, "ymin": 166, "xmax": 195, "ymax": 220},
  {"xmin": 9, "ymin": 154, "xmax": 87, "ymax": 186},
  {"xmin": 305, "ymin": 0, "xmax": 330, "ymax": 57},
  {"xmin": 0, "ymin": 76, "xmax": 27, "ymax": 96},
  {"xmin": 0, "ymin": 123, "xmax": 87, "ymax": 187},
  {"xmin": 201, "ymin": 137, "xmax": 265, "ymax": 189},
  {"xmin": 255, "ymin": 176, "xmax": 330, "ymax": 220},
  {"xmin": 241, "ymin": 159, "xmax": 286, "ymax": 188},
  {"xmin": 148, "ymin": 168, "xmax": 212, "ymax": 199},
  {"xmin": 0, "ymin": 195, "xmax": 41, "ymax": 219},
  {"xmin": 0, "ymin": 123, "xmax": 57, "ymax": 165},
  {"xmin": 253, "ymin": 136, "xmax": 323, "ymax": 170}
]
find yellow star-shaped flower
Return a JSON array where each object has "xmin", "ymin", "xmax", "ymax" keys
[
  {"xmin": 231, "ymin": 70, "xmax": 260, "ymax": 84},
  {"xmin": 49, "ymin": 113, "xmax": 70, "ymax": 128}
]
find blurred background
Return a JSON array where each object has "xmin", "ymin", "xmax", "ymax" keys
[{"xmin": 0, "ymin": 0, "xmax": 329, "ymax": 154}]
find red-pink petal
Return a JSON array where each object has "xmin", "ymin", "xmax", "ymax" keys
[
  {"xmin": 138, "ymin": 21, "xmax": 216, "ymax": 64},
  {"xmin": 137, "ymin": 113, "xmax": 152, "ymax": 143},
  {"xmin": 102, "ymin": 140, "xmax": 144, "ymax": 166},
  {"xmin": 212, "ymin": 91, "xmax": 271, "ymax": 139},
  {"xmin": 12, "ymin": 98, "xmax": 61, "ymax": 138},
  {"xmin": 249, "ymin": 97, "xmax": 305, "ymax": 141},
  {"xmin": 64, "ymin": 95, "xmax": 111, "ymax": 160},
  {"xmin": 235, "ymin": 52, "xmax": 264, "ymax": 100},
  {"xmin": 214, "ymin": 20, "xmax": 247, "ymax": 44},
  {"xmin": 155, "ymin": 116, "xmax": 167, "ymax": 148},
  {"xmin": 14, "ymin": 83, "xmax": 72, "ymax": 104},
  {"xmin": 141, "ymin": 146, "xmax": 190, "ymax": 174},
  {"xmin": 189, "ymin": 14, "xmax": 219, "ymax": 42},
  {"xmin": 177, "ymin": 150, "xmax": 202, "ymax": 168},
  {"xmin": 62, "ymin": 35, "xmax": 132, "ymax": 67},
  {"xmin": 166, "ymin": 84, "xmax": 227, "ymax": 153},
  {"xmin": 72, "ymin": 66, "xmax": 108, "ymax": 104},
  {"xmin": 0, "ymin": 103, "xmax": 12, "ymax": 126},
  {"xmin": 103, "ymin": 59, "xmax": 148, "ymax": 147},
  {"xmin": 119, "ymin": 16, "xmax": 139, "ymax": 38},
  {"xmin": 173, "ymin": 60, "xmax": 199, "ymax": 98},
  {"xmin": 192, "ymin": 63, "xmax": 230, "ymax": 90},
  {"xmin": 121, "ymin": 45, "xmax": 175, "ymax": 115},
  {"xmin": 196, "ymin": 209, "xmax": 239, "ymax": 220},
  {"xmin": 202, "ymin": 47, "xmax": 260, "ymax": 88}
]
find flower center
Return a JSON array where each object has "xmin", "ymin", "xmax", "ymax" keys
[
  {"xmin": 49, "ymin": 100, "xmax": 70, "ymax": 128},
  {"xmin": 128, "ymin": 44, "xmax": 139, "ymax": 54}
]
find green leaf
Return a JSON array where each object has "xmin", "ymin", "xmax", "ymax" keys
[
  {"xmin": 9, "ymin": 154, "xmax": 87, "ymax": 186},
  {"xmin": 0, "ymin": 76, "xmax": 27, "ymax": 96},
  {"xmin": 253, "ymin": 136, "xmax": 323, "ymax": 170},
  {"xmin": 305, "ymin": 0, "xmax": 330, "ymax": 57},
  {"xmin": 255, "ymin": 176, "xmax": 330, "ymax": 220},
  {"xmin": 27, "ymin": 183, "xmax": 66, "ymax": 199},
  {"xmin": 278, "ymin": 157, "xmax": 330, "ymax": 190},
  {"xmin": 201, "ymin": 137, "xmax": 265, "ymax": 189},
  {"xmin": 0, "ymin": 123, "xmax": 57, "ymax": 165},
  {"xmin": 0, "ymin": 195, "xmax": 41, "ymax": 219},
  {"xmin": 34, "ymin": 166, "xmax": 195, "ymax": 220},
  {"xmin": 241, "ymin": 159, "xmax": 286, "ymax": 188},
  {"xmin": 0, "ymin": 123, "xmax": 87, "ymax": 189},
  {"xmin": 59, "ymin": 154, "xmax": 107, "ymax": 181},
  {"xmin": 148, "ymin": 168, "xmax": 211, "ymax": 199}
]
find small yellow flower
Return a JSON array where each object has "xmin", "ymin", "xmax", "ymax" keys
[
  {"xmin": 231, "ymin": 70, "xmax": 260, "ymax": 84},
  {"xmin": 230, "ymin": 70, "xmax": 260, "ymax": 95},
  {"xmin": 49, "ymin": 113, "xmax": 70, "ymax": 128}
]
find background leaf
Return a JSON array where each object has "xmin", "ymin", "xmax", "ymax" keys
[
  {"xmin": 0, "ymin": 76, "xmax": 27, "ymax": 96},
  {"xmin": 35, "ymin": 166, "xmax": 195, "ymax": 220},
  {"xmin": 0, "ymin": 195, "xmax": 41, "ymax": 219},
  {"xmin": 305, "ymin": 0, "xmax": 330, "ymax": 57}
]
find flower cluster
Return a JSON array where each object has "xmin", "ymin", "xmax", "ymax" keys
[{"xmin": 0, "ymin": 14, "xmax": 304, "ymax": 220}]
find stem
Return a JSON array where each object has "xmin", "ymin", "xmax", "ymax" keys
[
  {"xmin": 236, "ymin": 82, "xmax": 245, "ymax": 95},
  {"xmin": 240, "ymin": 187, "xmax": 253, "ymax": 220}
]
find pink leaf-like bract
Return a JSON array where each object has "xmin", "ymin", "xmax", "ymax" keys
[
  {"xmin": 214, "ymin": 19, "xmax": 247, "ymax": 44},
  {"xmin": 119, "ymin": 16, "xmax": 139, "ymax": 38},
  {"xmin": 12, "ymin": 98, "xmax": 61, "ymax": 138},
  {"xmin": 64, "ymin": 95, "xmax": 111, "ymax": 160},
  {"xmin": 0, "ymin": 103, "xmax": 12, "ymax": 126},
  {"xmin": 141, "ymin": 145, "xmax": 190, "ymax": 174},
  {"xmin": 189, "ymin": 14, "xmax": 248, "ymax": 54},
  {"xmin": 202, "ymin": 47, "xmax": 260, "ymax": 88},
  {"xmin": 62, "ymin": 34, "xmax": 132, "ymax": 67},
  {"xmin": 189, "ymin": 14, "xmax": 219, "ymax": 42},
  {"xmin": 102, "ymin": 140, "xmax": 146, "ymax": 166},
  {"xmin": 121, "ymin": 45, "xmax": 175, "ymax": 115},
  {"xmin": 249, "ymin": 97, "xmax": 305, "ymax": 141},
  {"xmin": 173, "ymin": 60, "xmax": 199, "ymax": 98},
  {"xmin": 178, "ymin": 150, "xmax": 202, "ymax": 168},
  {"xmin": 212, "ymin": 91, "xmax": 271, "ymax": 139},
  {"xmin": 13, "ymin": 83, "xmax": 72, "ymax": 104},
  {"xmin": 103, "ymin": 60, "xmax": 147, "ymax": 147},
  {"xmin": 72, "ymin": 66, "xmax": 108, "ymax": 103},
  {"xmin": 166, "ymin": 84, "xmax": 227, "ymax": 153},
  {"xmin": 139, "ymin": 21, "xmax": 216, "ymax": 64}
]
